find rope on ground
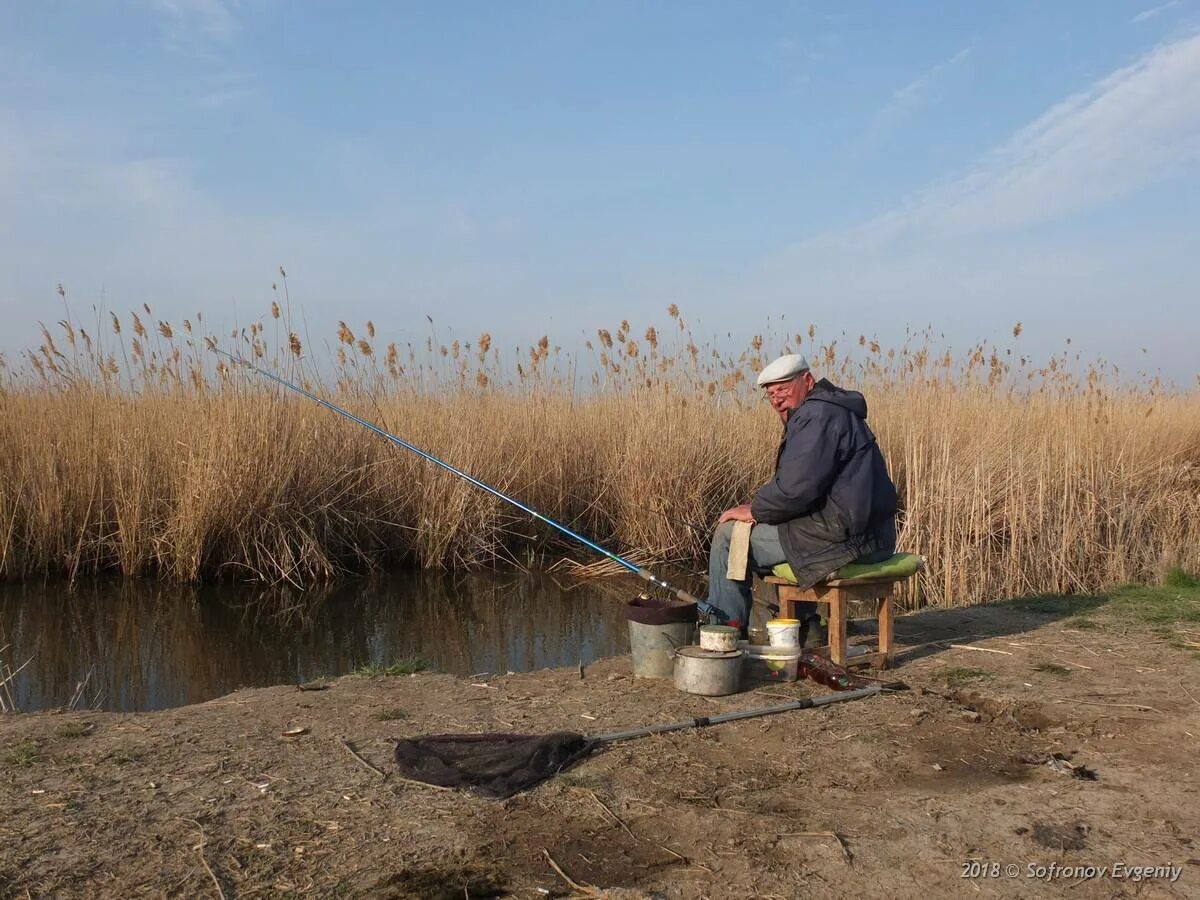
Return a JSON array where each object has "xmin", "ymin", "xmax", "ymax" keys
[
  {"xmin": 542, "ymin": 848, "xmax": 598, "ymax": 896},
  {"xmin": 339, "ymin": 739, "xmax": 389, "ymax": 779},
  {"xmin": 184, "ymin": 818, "xmax": 226, "ymax": 900}
]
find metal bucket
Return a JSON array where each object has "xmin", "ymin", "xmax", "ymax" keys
[
  {"xmin": 625, "ymin": 596, "xmax": 697, "ymax": 679},
  {"xmin": 673, "ymin": 646, "xmax": 743, "ymax": 696}
]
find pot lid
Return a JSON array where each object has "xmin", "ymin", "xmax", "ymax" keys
[{"xmin": 675, "ymin": 646, "xmax": 743, "ymax": 659}]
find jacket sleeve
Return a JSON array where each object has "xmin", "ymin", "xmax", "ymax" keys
[{"xmin": 750, "ymin": 411, "xmax": 845, "ymax": 524}]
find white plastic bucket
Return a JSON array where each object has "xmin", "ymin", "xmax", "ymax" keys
[{"xmin": 766, "ymin": 618, "xmax": 802, "ymax": 648}]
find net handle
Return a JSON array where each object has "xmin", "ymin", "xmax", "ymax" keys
[{"xmin": 592, "ymin": 685, "xmax": 880, "ymax": 744}]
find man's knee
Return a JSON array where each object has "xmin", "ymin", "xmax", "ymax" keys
[{"xmin": 711, "ymin": 520, "xmax": 737, "ymax": 548}]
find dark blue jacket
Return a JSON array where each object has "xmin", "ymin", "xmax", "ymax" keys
[{"xmin": 750, "ymin": 379, "xmax": 897, "ymax": 588}]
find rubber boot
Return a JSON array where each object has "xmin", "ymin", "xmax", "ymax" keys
[{"xmin": 801, "ymin": 615, "xmax": 828, "ymax": 649}]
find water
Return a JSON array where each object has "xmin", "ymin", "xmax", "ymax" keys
[{"xmin": 0, "ymin": 571, "xmax": 632, "ymax": 712}]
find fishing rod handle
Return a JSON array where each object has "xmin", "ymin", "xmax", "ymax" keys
[{"xmin": 634, "ymin": 567, "xmax": 727, "ymax": 623}]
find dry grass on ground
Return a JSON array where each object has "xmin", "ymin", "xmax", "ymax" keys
[{"xmin": 3, "ymin": 583, "xmax": 1198, "ymax": 898}]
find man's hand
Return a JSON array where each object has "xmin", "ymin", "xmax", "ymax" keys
[{"xmin": 717, "ymin": 504, "xmax": 756, "ymax": 525}]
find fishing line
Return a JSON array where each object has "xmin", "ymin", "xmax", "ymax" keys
[{"xmin": 211, "ymin": 347, "xmax": 726, "ymax": 622}]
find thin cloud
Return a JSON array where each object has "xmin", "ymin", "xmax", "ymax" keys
[
  {"xmin": 860, "ymin": 32, "xmax": 1200, "ymax": 239},
  {"xmin": 0, "ymin": 109, "xmax": 349, "ymax": 352},
  {"xmin": 890, "ymin": 47, "xmax": 972, "ymax": 108},
  {"xmin": 751, "ymin": 30, "xmax": 1200, "ymax": 378},
  {"xmin": 149, "ymin": 0, "xmax": 239, "ymax": 48},
  {"xmin": 862, "ymin": 47, "xmax": 972, "ymax": 147},
  {"xmin": 1132, "ymin": 0, "xmax": 1183, "ymax": 24},
  {"xmin": 764, "ymin": 33, "xmax": 841, "ymax": 89},
  {"xmin": 0, "ymin": 115, "xmax": 202, "ymax": 215},
  {"xmin": 196, "ymin": 86, "xmax": 255, "ymax": 109}
]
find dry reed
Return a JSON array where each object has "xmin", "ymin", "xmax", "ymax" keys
[{"xmin": 1, "ymin": 298, "xmax": 1197, "ymax": 607}]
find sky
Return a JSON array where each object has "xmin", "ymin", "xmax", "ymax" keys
[{"xmin": 2, "ymin": 1, "xmax": 1199, "ymax": 382}]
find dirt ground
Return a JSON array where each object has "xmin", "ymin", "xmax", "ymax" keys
[{"xmin": 3, "ymin": 598, "xmax": 1199, "ymax": 899}]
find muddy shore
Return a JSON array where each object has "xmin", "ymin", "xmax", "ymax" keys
[{"xmin": 3, "ymin": 600, "xmax": 1198, "ymax": 898}]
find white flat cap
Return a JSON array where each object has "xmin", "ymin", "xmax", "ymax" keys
[{"xmin": 756, "ymin": 353, "xmax": 810, "ymax": 387}]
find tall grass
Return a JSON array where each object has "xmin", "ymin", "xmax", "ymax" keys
[{"xmin": 1, "ymin": 294, "xmax": 1197, "ymax": 606}]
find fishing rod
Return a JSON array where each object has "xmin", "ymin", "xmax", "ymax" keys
[{"xmin": 210, "ymin": 348, "xmax": 726, "ymax": 623}]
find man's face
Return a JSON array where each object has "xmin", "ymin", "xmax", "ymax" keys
[{"xmin": 763, "ymin": 371, "xmax": 814, "ymax": 419}]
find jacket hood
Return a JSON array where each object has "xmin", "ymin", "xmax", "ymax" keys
[{"xmin": 804, "ymin": 378, "xmax": 867, "ymax": 419}]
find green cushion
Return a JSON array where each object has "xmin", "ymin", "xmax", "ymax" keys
[{"xmin": 771, "ymin": 552, "xmax": 924, "ymax": 584}]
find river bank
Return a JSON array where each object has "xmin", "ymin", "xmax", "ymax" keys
[{"xmin": 3, "ymin": 588, "xmax": 1198, "ymax": 898}]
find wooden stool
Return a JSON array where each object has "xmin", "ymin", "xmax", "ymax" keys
[{"xmin": 762, "ymin": 554, "xmax": 924, "ymax": 669}]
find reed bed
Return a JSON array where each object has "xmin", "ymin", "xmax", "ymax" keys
[{"xmin": 1, "ymin": 295, "xmax": 1197, "ymax": 607}]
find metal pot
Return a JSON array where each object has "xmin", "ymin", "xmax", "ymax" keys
[{"xmin": 673, "ymin": 646, "xmax": 743, "ymax": 696}]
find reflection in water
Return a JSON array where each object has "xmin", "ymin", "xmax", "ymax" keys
[{"xmin": 0, "ymin": 571, "xmax": 631, "ymax": 712}]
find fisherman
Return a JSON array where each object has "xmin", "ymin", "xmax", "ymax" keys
[{"xmin": 707, "ymin": 354, "xmax": 898, "ymax": 639}]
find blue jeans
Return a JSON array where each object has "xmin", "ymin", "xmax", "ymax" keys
[{"xmin": 705, "ymin": 521, "xmax": 817, "ymax": 629}]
